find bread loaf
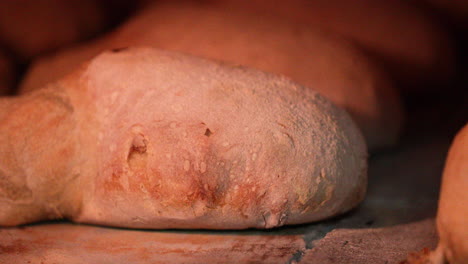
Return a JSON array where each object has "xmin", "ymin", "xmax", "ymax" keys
[
  {"xmin": 0, "ymin": 0, "xmax": 105, "ymax": 60},
  {"xmin": 0, "ymin": 48, "xmax": 367, "ymax": 229},
  {"xmin": 211, "ymin": 0, "xmax": 455, "ymax": 90},
  {"xmin": 20, "ymin": 1, "xmax": 403, "ymax": 151},
  {"xmin": 430, "ymin": 124, "xmax": 468, "ymax": 263}
]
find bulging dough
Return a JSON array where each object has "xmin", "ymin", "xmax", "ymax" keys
[
  {"xmin": 0, "ymin": 48, "xmax": 367, "ymax": 229},
  {"xmin": 430, "ymin": 123, "xmax": 468, "ymax": 263}
]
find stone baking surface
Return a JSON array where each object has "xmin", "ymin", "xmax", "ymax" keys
[{"xmin": 0, "ymin": 87, "xmax": 465, "ymax": 263}]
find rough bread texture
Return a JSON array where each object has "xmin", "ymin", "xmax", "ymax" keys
[
  {"xmin": 20, "ymin": 1, "xmax": 402, "ymax": 151},
  {"xmin": 211, "ymin": 0, "xmax": 455, "ymax": 90},
  {"xmin": 0, "ymin": 0, "xmax": 105, "ymax": 60},
  {"xmin": 0, "ymin": 48, "xmax": 367, "ymax": 229},
  {"xmin": 429, "ymin": 124, "xmax": 468, "ymax": 264}
]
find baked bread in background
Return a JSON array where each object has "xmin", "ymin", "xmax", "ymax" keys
[
  {"xmin": 207, "ymin": 0, "xmax": 455, "ymax": 92},
  {"xmin": 0, "ymin": 0, "xmax": 107, "ymax": 60},
  {"xmin": 19, "ymin": 1, "xmax": 404, "ymax": 151}
]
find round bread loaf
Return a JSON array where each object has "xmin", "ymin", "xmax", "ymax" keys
[
  {"xmin": 211, "ymin": 0, "xmax": 455, "ymax": 91},
  {"xmin": 20, "ymin": 1, "xmax": 403, "ymax": 151},
  {"xmin": 431, "ymin": 124, "xmax": 468, "ymax": 263},
  {"xmin": 0, "ymin": 47, "xmax": 368, "ymax": 229},
  {"xmin": 71, "ymin": 48, "xmax": 367, "ymax": 229}
]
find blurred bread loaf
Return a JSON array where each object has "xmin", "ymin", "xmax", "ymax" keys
[{"xmin": 20, "ymin": 1, "xmax": 404, "ymax": 151}]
